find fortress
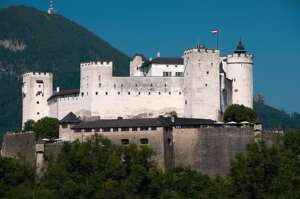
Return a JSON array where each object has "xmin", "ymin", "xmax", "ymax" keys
[
  {"xmin": 2, "ymin": 40, "xmax": 283, "ymax": 176},
  {"xmin": 22, "ymin": 41, "xmax": 253, "ymax": 125}
]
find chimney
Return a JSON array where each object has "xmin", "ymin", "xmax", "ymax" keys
[
  {"xmin": 56, "ymin": 86, "xmax": 60, "ymax": 92},
  {"xmin": 157, "ymin": 52, "xmax": 161, "ymax": 57},
  {"xmin": 149, "ymin": 57, "xmax": 153, "ymax": 61}
]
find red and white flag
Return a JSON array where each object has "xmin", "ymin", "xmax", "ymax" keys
[{"xmin": 211, "ymin": 29, "xmax": 219, "ymax": 35}]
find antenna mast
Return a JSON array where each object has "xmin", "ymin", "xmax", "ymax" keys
[{"xmin": 48, "ymin": 0, "xmax": 55, "ymax": 15}]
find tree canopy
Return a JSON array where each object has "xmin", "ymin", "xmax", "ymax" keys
[
  {"xmin": 223, "ymin": 104, "xmax": 257, "ymax": 123},
  {"xmin": 31, "ymin": 117, "xmax": 59, "ymax": 139}
]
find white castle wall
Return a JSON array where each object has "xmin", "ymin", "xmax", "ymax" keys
[
  {"xmin": 226, "ymin": 53, "xmax": 253, "ymax": 108},
  {"xmin": 148, "ymin": 64, "xmax": 184, "ymax": 77},
  {"xmin": 49, "ymin": 96, "xmax": 82, "ymax": 120},
  {"xmin": 22, "ymin": 72, "xmax": 53, "ymax": 125},
  {"xmin": 183, "ymin": 48, "xmax": 221, "ymax": 121},
  {"xmin": 80, "ymin": 62, "xmax": 184, "ymax": 119}
]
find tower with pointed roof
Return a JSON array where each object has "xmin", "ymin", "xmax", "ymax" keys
[{"xmin": 225, "ymin": 40, "xmax": 253, "ymax": 108}]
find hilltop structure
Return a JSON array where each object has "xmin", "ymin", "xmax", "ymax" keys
[{"xmin": 22, "ymin": 41, "xmax": 253, "ymax": 125}]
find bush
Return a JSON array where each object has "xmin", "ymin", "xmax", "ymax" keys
[
  {"xmin": 33, "ymin": 117, "xmax": 59, "ymax": 139},
  {"xmin": 223, "ymin": 104, "xmax": 257, "ymax": 123}
]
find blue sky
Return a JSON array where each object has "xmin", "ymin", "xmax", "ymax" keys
[{"xmin": 1, "ymin": 0, "xmax": 300, "ymax": 112}]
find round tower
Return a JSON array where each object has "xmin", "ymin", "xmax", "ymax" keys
[
  {"xmin": 183, "ymin": 45, "xmax": 221, "ymax": 121},
  {"xmin": 22, "ymin": 72, "xmax": 53, "ymax": 126},
  {"xmin": 226, "ymin": 41, "xmax": 253, "ymax": 108}
]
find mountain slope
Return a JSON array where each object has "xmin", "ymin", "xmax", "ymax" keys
[
  {"xmin": 0, "ymin": 6, "xmax": 130, "ymax": 133},
  {"xmin": 254, "ymin": 102, "xmax": 300, "ymax": 129}
]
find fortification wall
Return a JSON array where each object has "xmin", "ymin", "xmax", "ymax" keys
[
  {"xmin": 49, "ymin": 96, "xmax": 83, "ymax": 119},
  {"xmin": 1, "ymin": 132, "xmax": 36, "ymax": 165},
  {"xmin": 173, "ymin": 126, "xmax": 254, "ymax": 176}
]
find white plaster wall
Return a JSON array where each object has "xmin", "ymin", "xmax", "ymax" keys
[
  {"xmin": 226, "ymin": 53, "xmax": 253, "ymax": 108},
  {"xmin": 183, "ymin": 48, "xmax": 221, "ymax": 121},
  {"xmin": 149, "ymin": 64, "xmax": 184, "ymax": 77},
  {"xmin": 22, "ymin": 72, "xmax": 53, "ymax": 126},
  {"xmin": 49, "ymin": 96, "xmax": 83, "ymax": 120},
  {"xmin": 130, "ymin": 56, "xmax": 144, "ymax": 76}
]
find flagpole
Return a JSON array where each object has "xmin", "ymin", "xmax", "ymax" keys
[{"xmin": 217, "ymin": 33, "xmax": 219, "ymax": 50}]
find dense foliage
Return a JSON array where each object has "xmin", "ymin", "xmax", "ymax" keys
[
  {"xmin": 1, "ymin": 131, "xmax": 300, "ymax": 199},
  {"xmin": 23, "ymin": 117, "xmax": 59, "ymax": 139},
  {"xmin": 223, "ymin": 104, "xmax": 257, "ymax": 123},
  {"xmin": 0, "ymin": 6, "xmax": 130, "ymax": 134}
]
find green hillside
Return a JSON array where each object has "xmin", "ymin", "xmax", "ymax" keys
[
  {"xmin": 254, "ymin": 102, "xmax": 300, "ymax": 129},
  {"xmin": 0, "ymin": 6, "xmax": 130, "ymax": 133}
]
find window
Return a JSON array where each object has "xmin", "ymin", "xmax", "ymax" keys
[
  {"xmin": 140, "ymin": 127, "xmax": 149, "ymax": 131},
  {"xmin": 94, "ymin": 128, "xmax": 100, "ymax": 132},
  {"xmin": 169, "ymin": 92, "xmax": 171, "ymax": 95},
  {"xmin": 128, "ymin": 92, "xmax": 131, "ymax": 95},
  {"xmin": 175, "ymin": 65, "xmax": 178, "ymax": 67},
  {"xmin": 132, "ymin": 127, "xmax": 137, "ymax": 131},
  {"xmin": 205, "ymin": 84, "xmax": 208, "ymax": 87},
  {"xmin": 118, "ymin": 92, "xmax": 120, "ymax": 95},
  {"xmin": 95, "ymin": 92, "xmax": 98, "ymax": 95},
  {"xmin": 102, "ymin": 128, "xmax": 111, "ymax": 132},
  {"xmin": 61, "ymin": 124, "xmax": 68, "ymax": 129},
  {"xmin": 148, "ymin": 92, "xmax": 151, "ymax": 95},
  {"xmin": 185, "ymin": 100, "xmax": 187, "ymax": 105},
  {"xmin": 163, "ymin": 72, "xmax": 172, "ymax": 77},
  {"xmin": 121, "ymin": 139, "xmax": 129, "ymax": 145},
  {"xmin": 158, "ymin": 92, "xmax": 161, "ymax": 95},
  {"xmin": 121, "ymin": 84, "xmax": 123, "ymax": 87},
  {"xmin": 140, "ymin": 138, "xmax": 149, "ymax": 145},
  {"xmin": 113, "ymin": 128, "xmax": 119, "ymax": 132},
  {"xmin": 179, "ymin": 92, "xmax": 182, "ymax": 95},
  {"xmin": 150, "ymin": 84, "xmax": 153, "ymax": 87},
  {"xmin": 81, "ymin": 92, "xmax": 84, "ymax": 97},
  {"xmin": 166, "ymin": 65, "xmax": 169, "ymax": 67},
  {"xmin": 36, "ymin": 101, "xmax": 40, "ymax": 104},
  {"xmin": 138, "ymin": 92, "xmax": 141, "ymax": 95},
  {"xmin": 234, "ymin": 89, "xmax": 239, "ymax": 92},
  {"xmin": 136, "ymin": 84, "xmax": 138, "ymax": 87},
  {"xmin": 151, "ymin": 127, "xmax": 157, "ymax": 131},
  {"xmin": 211, "ymin": 63, "xmax": 213, "ymax": 66},
  {"xmin": 85, "ymin": 129, "xmax": 92, "ymax": 132},
  {"xmin": 121, "ymin": 127, "xmax": 129, "ymax": 131},
  {"xmin": 168, "ymin": 138, "xmax": 172, "ymax": 146},
  {"xmin": 206, "ymin": 71, "xmax": 209, "ymax": 75},
  {"xmin": 105, "ymin": 92, "xmax": 108, "ymax": 95},
  {"xmin": 175, "ymin": 72, "xmax": 183, "ymax": 77},
  {"xmin": 74, "ymin": 129, "xmax": 81, "ymax": 133},
  {"xmin": 99, "ymin": 83, "xmax": 101, "ymax": 88},
  {"xmin": 114, "ymin": 84, "xmax": 116, "ymax": 88},
  {"xmin": 37, "ymin": 112, "xmax": 40, "ymax": 115}
]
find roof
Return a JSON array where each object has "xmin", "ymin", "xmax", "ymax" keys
[
  {"xmin": 67, "ymin": 116, "xmax": 215, "ymax": 130},
  {"xmin": 48, "ymin": 89, "xmax": 80, "ymax": 101},
  {"xmin": 141, "ymin": 57, "xmax": 183, "ymax": 68},
  {"xmin": 132, "ymin": 53, "xmax": 147, "ymax": 61},
  {"xmin": 60, "ymin": 112, "xmax": 81, "ymax": 124},
  {"xmin": 234, "ymin": 40, "xmax": 246, "ymax": 54},
  {"xmin": 151, "ymin": 57, "xmax": 183, "ymax": 65}
]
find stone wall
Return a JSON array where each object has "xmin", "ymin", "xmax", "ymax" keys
[
  {"xmin": 173, "ymin": 126, "xmax": 255, "ymax": 176},
  {"xmin": 1, "ymin": 132, "xmax": 36, "ymax": 165}
]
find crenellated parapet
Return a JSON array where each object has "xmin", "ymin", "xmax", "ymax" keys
[
  {"xmin": 23, "ymin": 72, "xmax": 53, "ymax": 78},
  {"xmin": 80, "ymin": 61, "xmax": 113, "ymax": 68},
  {"xmin": 183, "ymin": 48, "xmax": 220, "ymax": 55}
]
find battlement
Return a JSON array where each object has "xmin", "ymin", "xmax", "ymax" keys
[
  {"xmin": 23, "ymin": 72, "xmax": 53, "ymax": 78},
  {"xmin": 80, "ymin": 61, "xmax": 113, "ymax": 68},
  {"xmin": 227, "ymin": 53, "xmax": 253, "ymax": 59},
  {"xmin": 183, "ymin": 48, "xmax": 220, "ymax": 55}
]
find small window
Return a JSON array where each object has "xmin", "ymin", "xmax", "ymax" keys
[
  {"xmin": 185, "ymin": 100, "xmax": 187, "ymax": 105},
  {"xmin": 61, "ymin": 124, "xmax": 68, "ymax": 129},
  {"xmin": 150, "ymin": 84, "xmax": 153, "ymax": 87},
  {"xmin": 121, "ymin": 127, "xmax": 129, "ymax": 131},
  {"xmin": 205, "ymin": 84, "xmax": 208, "ymax": 87},
  {"xmin": 179, "ymin": 92, "xmax": 182, "ymax": 95},
  {"xmin": 140, "ymin": 127, "xmax": 148, "ymax": 131},
  {"xmin": 211, "ymin": 63, "xmax": 213, "ymax": 66},
  {"xmin": 94, "ymin": 128, "xmax": 100, "ymax": 132},
  {"xmin": 234, "ymin": 89, "xmax": 239, "ymax": 92},
  {"xmin": 118, "ymin": 92, "xmax": 120, "ymax": 95},
  {"xmin": 132, "ymin": 127, "xmax": 137, "ymax": 131},
  {"xmin": 36, "ymin": 101, "xmax": 40, "ymax": 104},
  {"xmin": 164, "ymin": 84, "xmax": 167, "ymax": 87},
  {"xmin": 95, "ymin": 92, "xmax": 98, "ymax": 95},
  {"xmin": 151, "ymin": 127, "xmax": 157, "ymax": 131},
  {"xmin": 138, "ymin": 92, "xmax": 141, "ymax": 95},
  {"xmin": 102, "ymin": 128, "xmax": 111, "ymax": 132},
  {"xmin": 114, "ymin": 84, "xmax": 116, "ymax": 88},
  {"xmin": 175, "ymin": 65, "xmax": 178, "ymax": 68},
  {"xmin": 168, "ymin": 138, "xmax": 172, "ymax": 146},
  {"xmin": 121, "ymin": 84, "xmax": 124, "ymax": 87},
  {"xmin": 105, "ymin": 92, "xmax": 108, "ymax": 95},
  {"xmin": 128, "ymin": 92, "xmax": 131, "ymax": 95},
  {"xmin": 136, "ymin": 84, "xmax": 138, "ymax": 87},
  {"xmin": 140, "ymin": 138, "xmax": 149, "ymax": 145},
  {"xmin": 169, "ymin": 92, "xmax": 171, "ymax": 95},
  {"xmin": 121, "ymin": 139, "xmax": 129, "ymax": 145},
  {"xmin": 166, "ymin": 65, "xmax": 169, "ymax": 67},
  {"xmin": 85, "ymin": 129, "xmax": 92, "ymax": 132},
  {"xmin": 99, "ymin": 83, "xmax": 101, "ymax": 88},
  {"xmin": 158, "ymin": 92, "xmax": 161, "ymax": 95},
  {"xmin": 81, "ymin": 92, "xmax": 84, "ymax": 97},
  {"xmin": 206, "ymin": 71, "xmax": 209, "ymax": 75},
  {"xmin": 37, "ymin": 112, "xmax": 40, "ymax": 115},
  {"xmin": 113, "ymin": 128, "xmax": 119, "ymax": 132},
  {"xmin": 148, "ymin": 92, "xmax": 151, "ymax": 95}
]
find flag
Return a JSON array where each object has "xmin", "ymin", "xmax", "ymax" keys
[{"xmin": 211, "ymin": 29, "xmax": 219, "ymax": 35}]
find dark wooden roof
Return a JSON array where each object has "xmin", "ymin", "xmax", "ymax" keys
[
  {"xmin": 60, "ymin": 112, "xmax": 81, "ymax": 124},
  {"xmin": 61, "ymin": 113, "xmax": 215, "ymax": 129},
  {"xmin": 141, "ymin": 57, "xmax": 183, "ymax": 68},
  {"xmin": 48, "ymin": 89, "xmax": 79, "ymax": 101}
]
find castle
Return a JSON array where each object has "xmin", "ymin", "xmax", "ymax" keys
[{"xmin": 22, "ymin": 41, "xmax": 253, "ymax": 126}]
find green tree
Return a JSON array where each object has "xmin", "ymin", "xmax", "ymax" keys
[
  {"xmin": 0, "ymin": 157, "xmax": 35, "ymax": 198},
  {"xmin": 229, "ymin": 142, "xmax": 300, "ymax": 199},
  {"xmin": 223, "ymin": 104, "xmax": 257, "ymax": 123},
  {"xmin": 23, "ymin": 119, "xmax": 35, "ymax": 132},
  {"xmin": 284, "ymin": 128, "xmax": 300, "ymax": 155},
  {"xmin": 33, "ymin": 117, "xmax": 59, "ymax": 140}
]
